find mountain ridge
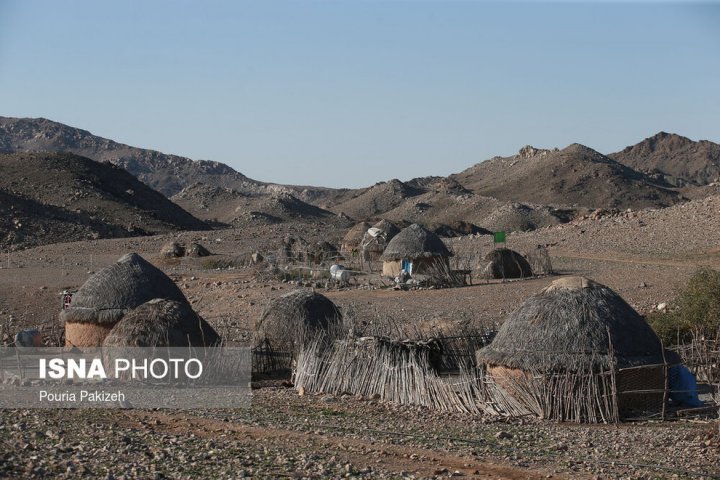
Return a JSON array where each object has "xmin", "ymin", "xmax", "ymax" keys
[
  {"xmin": 4, "ymin": 116, "xmax": 716, "ymax": 235},
  {"xmin": 0, "ymin": 151, "xmax": 209, "ymax": 249},
  {"xmin": 609, "ymin": 131, "xmax": 720, "ymax": 187}
]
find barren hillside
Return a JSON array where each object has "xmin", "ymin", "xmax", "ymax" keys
[
  {"xmin": 327, "ymin": 179, "xmax": 424, "ymax": 220},
  {"xmin": 452, "ymin": 144, "xmax": 682, "ymax": 209},
  {"xmin": 0, "ymin": 116, "xmax": 273, "ymax": 197},
  {"xmin": 0, "ymin": 152, "xmax": 208, "ymax": 248},
  {"xmin": 172, "ymin": 183, "xmax": 352, "ymax": 230},
  {"xmin": 610, "ymin": 131, "xmax": 720, "ymax": 187}
]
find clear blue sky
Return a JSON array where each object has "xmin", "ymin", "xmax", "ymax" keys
[{"xmin": 1, "ymin": 1, "xmax": 718, "ymax": 188}]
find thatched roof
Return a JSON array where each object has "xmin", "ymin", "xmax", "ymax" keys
[
  {"xmin": 160, "ymin": 241, "xmax": 184, "ymax": 258},
  {"xmin": 60, "ymin": 253, "xmax": 187, "ymax": 325},
  {"xmin": 342, "ymin": 222, "xmax": 371, "ymax": 247},
  {"xmin": 480, "ymin": 248, "xmax": 533, "ymax": 279},
  {"xmin": 279, "ymin": 234, "xmax": 310, "ymax": 263},
  {"xmin": 186, "ymin": 242, "xmax": 210, "ymax": 257},
  {"xmin": 103, "ymin": 299, "xmax": 220, "ymax": 347},
  {"xmin": 381, "ymin": 224, "xmax": 452, "ymax": 261},
  {"xmin": 372, "ymin": 219, "xmax": 400, "ymax": 240},
  {"xmin": 307, "ymin": 241, "xmax": 340, "ymax": 264},
  {"xmin": 255, "ymin": 289, "xmax": 342, "ymax": 353},
  {"xmin": 476, "ymin": 277, "xmax": 680, "ymax": 372}
]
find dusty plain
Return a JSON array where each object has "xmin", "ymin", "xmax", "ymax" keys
[{"xmin": 1, "ymin": 196, "xmax": 719, "ymax": 479}]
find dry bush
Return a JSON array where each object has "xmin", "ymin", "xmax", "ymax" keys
[{"xmin": 650, "ymin": 268, "xmax": 720, "ymax": 346}]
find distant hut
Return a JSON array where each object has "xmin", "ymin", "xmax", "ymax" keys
[
  {"xmin": 476, "ymin": 277, "xmax": 681, "ymax": 419},
  {"xmin": 307, "ymin": 241, "xmax": 341, "ymax": 265},
  {"xmin": 340, "ymin": 222, "xmax": 371, "ymax": 258},
  {"xmin": 103, "ymin": 299, "xmax": 220, "ymax": 348},
  {"xmin": 381, "ymin": 224, "xmax": 452, "ymax": 277},
  {"xmin": 60, "ymin": 253, "xmax": 188, "ymax": 347},
  {"xmin": 480, "ymin": 248, "xmax": 532, "ymax": 279},
  {"xmin": 361, "ymin": 219, "xmax": 400, "ymax": 261},
  {"xmin": 160, "ymin": 241, "xmax": 185, "ymax": 258},
  {"xmin": 279, "ymin": 234, "xmax": 310, "ymax": 264},
  {"xmin": 255, "ymin": 289, "xmax": 342, "ymax": 355},
  {"xmin": 185, "ymin": 242, "xmax": 210, "ymax": 258}
]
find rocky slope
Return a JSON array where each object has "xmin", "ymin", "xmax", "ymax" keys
[
  {"xmin": 3, "ymin": 116, "xmax": 708, "ymax": 234},
  {"xmin": 0, "ymin": 116, "xmax": 273, "ymax": 197},
  {"xmin": 172, "ymin": 183, "xmax": 352, "ymax": 230},
  {"xmin": 0, "ymin": 152, "xmax": 208, "ymax": 248},
  {"xmin": 452, "ymin": 144, "xmax": 682, "ymax": 210},
  {"xmin": 610, "ymin": 131, "xmax": 720, "ymax": 187}
]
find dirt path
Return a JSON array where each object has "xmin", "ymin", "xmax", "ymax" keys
[{"xmin": 115, "ymin": 409, "xmax": 563, "ymax": 479}]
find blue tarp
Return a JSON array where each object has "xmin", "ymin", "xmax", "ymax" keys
[{"xmin": 669, "ymin": 365, "xmax": 702, "ymax": 408}]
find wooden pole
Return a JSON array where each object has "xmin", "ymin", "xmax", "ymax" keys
[{"xmin": 661, "ymin": 340, "xmax": 669, "ymax": 421}]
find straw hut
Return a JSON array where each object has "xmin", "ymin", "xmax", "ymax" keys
[
  {"xmin": 480, "ymin": 248, "xmax": 533, "ymax": 279},
  {"xmin": 476, "ymin": 276, "xmax": 681, "ymax": 417},
  {"xmin": 160, "ymin": 241, "xmax": 185, "ymax": 258},
  {"xmin": 381, "ymin": 224, "xmax": 452, "ymax": 277},
  {"xmin": 255, "ymin": 289, "xmax": 341, "ymax": 355},
  {"xmin": 307, "ymin": 241, "xmax": 341, "ymax": 265},
  {"xmin": 60, "ymin": 253, "xmax": 188, "ymax": 347},
  {"xmin": 185, "ymin": 242, "xmax": 210, "ymax": 258},
  {"xmin": 361, "ymin": 219, "xmax": 400, "ymax": 261},
  {"xmin": 340, "ymin": 222, "xmax": 371, "ymax": 258},
  {"xmin": 103, "ymin": 299, "xmax": 220, "ymax": 348},
  {"xmin": 278, "ymin": 234, "xmax": 310, "ymax": 264}
]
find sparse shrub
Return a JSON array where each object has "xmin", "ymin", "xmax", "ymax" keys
[{"xmin": 649, "ymin": 268, "xmax": 720, "ymax": 345}]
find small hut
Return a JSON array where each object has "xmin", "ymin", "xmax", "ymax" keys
[
  {"xmin": 476, "ymin": 276, "xmax": 681, "ymax": 419},
  {"xmin": 103, "ymin": 299, "xmax": 220, "ymax": 348},
  {"xmin": 307, "ymin": 241, "xmax": 341, "ymax": 265},
  {"xmin": 381, "ymin": 224, "xmax": 452, "ymax": 277},
  {"xmin": 60, "ymin": 253, "xmax": 188, "ymax": 347},
  {"xmin": 160, "ymin": 241, "xmax": 185, "ymax": 258},
  {"xmin": 185, "ymin": 242, "xmax": 210, "ymax": 258},
  {"xmin": 480, "ymin": 248, "xmax": 532, "ymax": 279},
  {"xmin": 361, "ymin": 219, "xmax": 400, "ymax": 261},
  {"xmin": 278, "ymin": 234, "xmax": 310, "ymax": 264},
  {"xmin": 255, "ymin": 289, "xmax": 341, "ymax": 355},
  {"xmin": 340, "ymin": 222, "xmax": 371, "ymax": 258}
]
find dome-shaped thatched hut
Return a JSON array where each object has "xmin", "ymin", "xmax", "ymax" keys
[
  {"xmin": 278, "ymin": 234, "xmax": 310, "ymax": 264},
  {"xmin": 340, "ymin": 222, "xmax": 371, "ymax": 258},
  {"xmin": 103, "ymin": 299, "xmax": 220, "ymax": 348},
  {"xmin": 307, "ymin": 241, "xmax": 340, "ymax": 265},
  {"xmin": 255, "ymin": 289, "xmax": 341, "ymax": 355},
  {"xmin": 476, "ymin": 276, "xmax": 681, "ymax": 418},
  {"xmin": 185, "ymin": 242, "xmax": 210, "ymax": 258},
  {"xmin": 381, "ymin": 224, "xmax": 452, "ymax": 277},
  {"xmin": 60, "ymin": 253, "xmax": 188, "ymax": 347},
  {"xmin": 160, "ymin": 241, "xmax": 185, "ymax": 258},
  {"xmin": 480, "ymin": 248, "xmax": 533, "ymax": 279},
  {"xmin": 361, "ymin": 219, "xmax": 400, "ymax": 261}
]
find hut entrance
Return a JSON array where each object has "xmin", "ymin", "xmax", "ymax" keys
[{"xmin": 401, "ymin": 259, "xmax": 412, "ymax": 275}]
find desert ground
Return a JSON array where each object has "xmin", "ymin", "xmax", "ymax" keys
[{"xmin": 1, "ymin": 196, "xmax": 719, "ymax": 479}]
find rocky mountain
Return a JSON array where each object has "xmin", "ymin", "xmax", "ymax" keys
[
  {"xmin": 451, "ymin": 143, "xmax": 682, "ymax": 210},
  {"xmin": 0, "ymin": 116, "xmax": 274, "ymax": 197},
  {"xmin": 0, "ymin": 152, "xmax": 208, "ymax": 248},
  {"xmin": 1, "ymin": 116, "xmax": 703, "ymax": 236},
  {"xmin": 327, "ymin": 179, "xmax": 424, "ymax": 220},
  {"xmin": 171, "ymin": 183, "xmax": 352, "ymax": 230},
  {"xmin": 610, "ymin": 132, "xmax": 720, "ymax": 187}
]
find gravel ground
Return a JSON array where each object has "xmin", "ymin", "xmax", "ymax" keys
[
  {"xmin": 1, "ymin": 388, "xmax": 718, "ymax": 479},
  {"xmin": 1, "ymin": 196, "xmax": 720, "ymax": 478}
]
